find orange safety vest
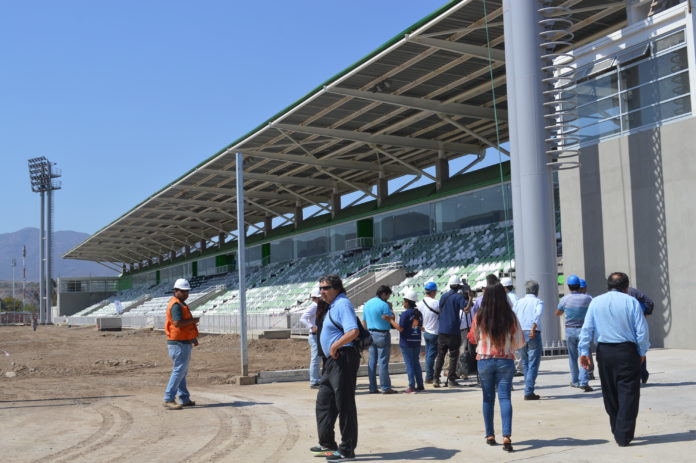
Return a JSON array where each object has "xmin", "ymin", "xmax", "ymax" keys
[{"xmin": 165, "ymin": 296, "xmax": 199, "ymax": 341}]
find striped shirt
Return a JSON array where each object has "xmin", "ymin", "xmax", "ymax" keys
[
  {"xmin": 558, "ymin": 292, "xmax": 593, "ymax": 328},
  {"xmin": 467, "ymin": 317, "xmax": 525, "ymax": 360}
]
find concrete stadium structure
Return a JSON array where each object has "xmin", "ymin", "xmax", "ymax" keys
[{"xmin": 64, "ymin": 0, "xmax": 694, "ymax": 349}]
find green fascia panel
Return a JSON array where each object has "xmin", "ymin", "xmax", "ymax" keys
[
  {"xmin": 356, "ymin": 218, "xmax": 374, "ymax": 238},
  {"xmin": 261, "ymin": 243, "xmax": 271, "ymax": 266},
  {"xmin": 117, "ymin": 276, "xmax": 133, "ymax": 291},
  {"xmin": 191, "ymin": 261, "xmax": 198, "ymax": 277}
]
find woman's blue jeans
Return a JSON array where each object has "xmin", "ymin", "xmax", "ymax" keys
[
  {"xmin": 400, "ymin": 345, "xmax": 424, "ymax": 389},
  {"xmin": 478, "ymin": 358, "xmax": 514, "ymax": 437}
]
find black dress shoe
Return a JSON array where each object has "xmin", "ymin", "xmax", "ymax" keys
[
  {"xmin": 503, "ymin": 441, "xmax": 514, "ymax": 452},
  {"xmin": 524, "ymin": 393, "xmax": 540, "ymax": 400},
  {"xmin": 486, "ymin": 437, "xmax": 497, "ymax": 446}
]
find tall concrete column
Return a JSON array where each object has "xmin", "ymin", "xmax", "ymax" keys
[
  {"xmin": 331, "ymin": 191, "xmax": 341, "ymax": 218},
  {"xmin": 264, "ymin": 215, "xmax": 273, "ymax": 236},
  {"xmin": 436, "ymin": 149, "xmax": 449, "ymax": 191},
  {"xmin": 377, "ymin": 175, "xmax": 388, "ymax": 207},
  {"xmin": 294, "ymin": 202, "xmax": 303, "ymax": 229},
  {"xmin": 218, "ymin": 232, "xmax": 225, "ymax": 248},
  {"xmin": 503, "ymin": 0, "xmax": 559, "ymax": 343}
]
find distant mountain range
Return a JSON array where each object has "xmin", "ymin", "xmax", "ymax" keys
[{"xmin": 0, "ymin": 228, "xmax": 117, "ymax": 281}]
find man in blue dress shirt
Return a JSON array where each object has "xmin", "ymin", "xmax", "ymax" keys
[
  {"xmin": 312, "ymin": 274, "xmax": 360, "ymax": 462},
  {"xmin": 579, "ymin": 272, "xmax": 650, "ymax": 447}
]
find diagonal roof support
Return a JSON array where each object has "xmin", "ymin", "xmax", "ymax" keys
[
  {"xmin": 172, "ymin": 184, "xmax": 324, "ymax": 203},
  {"xmin": 272, "ymin": 123, "xmax": 479, "ymax": 154},
  {"xmin": 325, "ymin": 86, "xmax": 506, "ymax": 121},
  {"xmin": 370, "ymin": 145, "xmax": 436, "ymax": 181},
  {"xmin": 317, "ymin": 167, "xmax": 377, "ymax": 198},
  {"xmin": 439, "ymin": 115, "xmax": 510, "ymax": 156},
  {"xmin": 195, "ymin": 168, "xmax": 337, "ymax": 188},
  {"xmin": 277, "ymin": 185, "xmax": 331, "ymax": 212},
  {"xmin": 243, "ymin": 149, "xmax": 411, "ymax": 175},
  {"xmin": 405, "ymin": 35, "xmax": 506, "ymax": 62}
]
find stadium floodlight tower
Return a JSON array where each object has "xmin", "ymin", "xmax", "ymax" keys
[{"xmin": 28, "ymin": 156, "xmax": 62, "ymax": 325}]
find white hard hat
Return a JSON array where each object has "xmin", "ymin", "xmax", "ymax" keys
[
  {"xmin": 173, "ymin": 278, "xmax": 191, "ymax": 291},
  {"xmin": 448, "ymin": 275, "xmax": 461, "ymax": 286},
  {"xmin": 404, "ymin": 289, "xmax": 418, "ymax": 302},
  {"xmin": 310, "ymin": 287, "xmax": 321, "ymax": 298},
  {"xmin": 500, "ymin": 277, "xmax": 513, "ymax": 287}
]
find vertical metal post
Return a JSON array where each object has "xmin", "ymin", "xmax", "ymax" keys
[
  {"xmin": 39, "ymin": 191, "xmax": 46, "ymax": 324},
  {"xmin": 46, "ymin": 186, "xmax": 53, "ymax": 324},
  {"xmin": 11, "ymin": 259, "xmax": 16, "ymax": 302},
  {"xmin": 236, "ymin": 152, "xmax": 249, "ymax": 377},
  {"xmin": 503, "ymin": 0, "xmax": 560, "ymax": 343}
]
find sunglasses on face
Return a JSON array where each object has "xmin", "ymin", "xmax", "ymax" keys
[{"xmin": 319, "ymin": 285, "xmax": 333, "ymax": 291}]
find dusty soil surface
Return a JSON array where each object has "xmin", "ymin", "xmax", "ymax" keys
[
  {"xmin": 0, "ymin": 325, "xmax": 404, "ymax": 396},
  {"xmin": 2, "ymin": 326, "xmax": 695, "ymax": 463}
]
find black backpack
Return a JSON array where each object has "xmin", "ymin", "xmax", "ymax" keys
[{"xmin": 328, "ymin": 309, "xmax": 373, "ymax": 351}]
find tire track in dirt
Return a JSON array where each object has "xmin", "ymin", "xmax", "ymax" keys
[
  {"xmin": 102, "ymin": 398, "xmax": 169, "ymax": 463},
  {"xmin": 178, "ymin": 392, "xmax": 253, "ymax": 463},
  {"xmin": 52, "ymin": 404, "xmax": 133, "ymax": 463},
  {"xmin": 261, "ymin": 405, "xmax": 302, "ymax": 463},
  {"xmin": 31, "ymin": 403, "xmax": 126, "ymax": 463}
]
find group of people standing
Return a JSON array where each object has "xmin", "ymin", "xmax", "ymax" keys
[{"xmin": 302, "ymin": 269, "xmax": 652, "ymax": 460}]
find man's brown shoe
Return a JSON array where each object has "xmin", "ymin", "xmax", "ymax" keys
[{"xmin": 163, "ymin": 401, "xmax": 183, "ymax": 410}]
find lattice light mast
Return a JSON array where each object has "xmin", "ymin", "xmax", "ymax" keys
[{"xmin": 28, "ymin": 157, "xmax": 62, "ymax": 324}]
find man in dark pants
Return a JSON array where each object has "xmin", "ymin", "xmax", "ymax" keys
[
  {"xmin": 580, "ymin": 272, "xmax": 650, "ymax": 447},
  {"xmin": 311, "ymin": 274, "xmax": 360, "ymax": 462},
  {"xmin": 433, "ymin": 275, "xmax": 467, "ymax": 388}
]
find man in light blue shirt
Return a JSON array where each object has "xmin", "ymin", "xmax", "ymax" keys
[
  {"xmin": 512, "ymin": 280, "xmax": 544, "ymax": 400},
  {"xmin": 362, "ymin": 285, "xmax": 396, "ymax": 394},
  {"xmin": 556, "ymin": 274, "xmax": 593, "ymax": 391},
  {"xmin": 579, "ymin": 272, "xmax": 649, "ymax": 448},
  {"xmin": 314, "ymin": 274, "xmax": 360, "ymax": 461}
]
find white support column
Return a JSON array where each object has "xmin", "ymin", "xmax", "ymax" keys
[
  {"xmin": 236, "ymin": 152, "xmax": 249, "ymax": 378},
  {"xmin": 503, "ymin": 0, "xmax": 560, "ymax": 343}
]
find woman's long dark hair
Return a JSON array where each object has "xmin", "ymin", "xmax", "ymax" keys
[{"xmin": 475, "ymin": 283, "xmax": 517, "ymax": 350}]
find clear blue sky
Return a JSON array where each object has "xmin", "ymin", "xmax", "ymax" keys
[{"xmin": 1, "ymin": 0, "xmax": 506, "ymax": 235}]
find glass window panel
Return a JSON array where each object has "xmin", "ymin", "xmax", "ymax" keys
[
  {"xmin": 375, "ymin": 203, "xmax": 432, "ymax": 243},
  {"xmin": 576, "ymin": 72, "xmax": 619, "ymax": 106},
  {"xmin": 621, "ymin": 71, "xmax": 690, "ymax": 112},
  {"xmin": 622, "ymin": 95, "xmax": 692, "ymax": 130},
  {"xmin": 577, "ymin": 117, "xmax": 621, "ymax": 143},
  {"xmin": 295, "ymin": 229, "xmax": 330, "ymax": 258},
  {"xmin": 622, "ymin": 48, "xmax": 688, "ymax": 90},
  {"xmin": 577, "ymin": 95, "xmax": 621, "ymax": 125},
  {"xmin": 654, "ymin": 30, "xmax": 685, "ymax": 53},
  {"xmin": 271, "ymin": 238, "xmax": 294, "ymax": 263},
  {"xmin": 330, "ymin": 222, "xmax": 355, "ymax": 251}
]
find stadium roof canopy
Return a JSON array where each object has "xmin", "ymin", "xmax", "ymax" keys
[{"xmin": 65, "ymin": 0, "xmax": 627, "ymax": 266}]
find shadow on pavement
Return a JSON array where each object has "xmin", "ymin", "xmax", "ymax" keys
[
  {"xmin": 513, "ymin": 437, "xmax": 609, "ymax": 451},
  {"xmin": 195, "ymin": 400, "xmax": 273, "ymax": 408},
  {"xmin": 631, "ymin": 430, "xmax": 696, "ymax": 446},
  {"xmin": 355, "ymin": 446, "xmax": 459, "ymax": 461}
]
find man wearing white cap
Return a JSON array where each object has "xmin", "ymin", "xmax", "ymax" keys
[
  {"xmin": 300, "ymin": 287, "xmax": 323, "ymax": 388},
  {"xmin": 163, "ymin": 278, "xmax": 200, "ymax": 410}
]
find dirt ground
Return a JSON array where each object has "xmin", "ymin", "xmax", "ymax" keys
[
  {"xmin": 2, "ymin": 325, "xmax": 695, "ymax": 463},
  {"xmin": 0, "ymin": 325, "xmax": 404, "ymax": 396}
]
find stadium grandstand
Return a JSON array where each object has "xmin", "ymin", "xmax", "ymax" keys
[{"xmin": 62, "ymin": 0, "xmax": 695, "ymax": 349}]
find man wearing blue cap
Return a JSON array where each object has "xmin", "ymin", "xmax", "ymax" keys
[
  {"xmin": 556, "ymin": 275, "xmax": 594, "ymax": 392},
  {"xmin": 417, "ymin": 281, "xmax": 440, "ymax": 383}
]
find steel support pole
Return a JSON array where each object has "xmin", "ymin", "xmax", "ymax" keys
[
  {"xmin": 503, "ymin": 0, "xmax": 560, "ymax": 343},
  {"xmin": 236, "ymin": 152, "xmax": 249, "ymax": 377},
  {"xmin": 39, "ymin": 191, "xmax": 46, "ymax": 324},
  {"xmin": 46, "ymin": 188, "xmax": 53, "ymax": 324}
]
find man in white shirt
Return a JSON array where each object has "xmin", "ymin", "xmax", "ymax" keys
[
  {"xmin": 300, "ymin": 287, "xmax": 322, "ymax": 388},
  {"xmin": 501, "ymin": 277, "xmax": 523, "ymax": 377},
  {"xmin": 513, "ymin": 280, "xmax": 545, "ymax": 400},
  {"xmin": 416, "ymin": 281, "xmax": 439, "ymax": 384}
]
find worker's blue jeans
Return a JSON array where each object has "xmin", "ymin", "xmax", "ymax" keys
[{"xmin": 164, "ymin": 342, "xmax": 192, "ymax": 403}]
